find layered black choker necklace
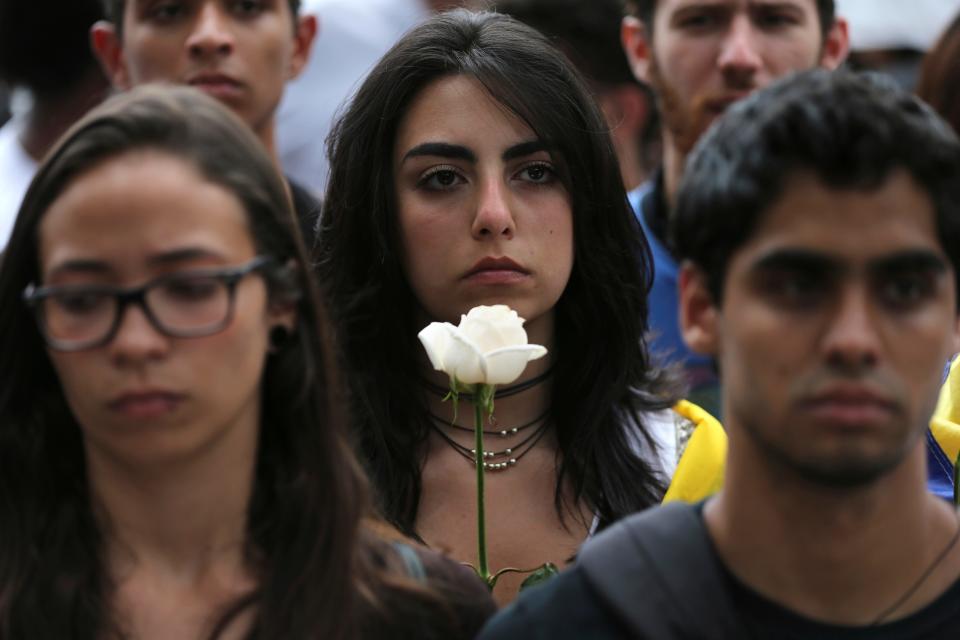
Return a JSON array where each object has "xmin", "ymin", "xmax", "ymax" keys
[
  {"xmin": 430, "ymin": 412, "xmax": 550, "ymax": 471},
  {"xmin": 421, "ymin": 367, "xmax": 554, "ymax": 401},
  {"xmin": 424, "ymin": 368, "xmax": 553, "ymax": 472}
]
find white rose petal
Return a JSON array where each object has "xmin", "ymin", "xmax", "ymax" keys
[
  {"xmin": 418, "ymin": 305, "xmax": 548, "ymax": 387},
  {"xmin": 442, "ymin": 331, "xmax": 487, "ymax": 384},
  {"xmin": 459, "ymin": 305, "xmax": 527, "ymax": 352},
  {"xmin": 483, "ymin": 345, "xmax": 548, "ymax": 385},
  {"xmin": 418, "ymin": 322, "xmax": 454, "ymax": 372}
]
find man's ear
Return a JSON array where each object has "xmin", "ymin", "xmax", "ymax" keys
[
  {"xmin": 90, "ymin": 21, "xmax": 133, "ymax": 90},
  {"xmin": 604, "ymin": 85, "xmax": 650, "ymax": 135},
  {"xmin": 819, "ymin": 17, "xmax": 850, "ymax": 70},
  {"xmin": 679, "ymin": 262, "xmax": 720, "ymax": 357},
  {"xmin": 622, "ymin": 16, "xmax": 653, "ymax": 84},
  {"xmin": 288, "ymin": 14, "xmax": 318, "ymax": 81}
]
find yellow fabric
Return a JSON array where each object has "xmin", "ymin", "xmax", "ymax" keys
[
  {"xmin": 663, "ymin": 399, "xmax": 727, "ymax": 504},
  {"xmin": 931, "ymin": 357, "xmax": 960, "ymax": 464}
]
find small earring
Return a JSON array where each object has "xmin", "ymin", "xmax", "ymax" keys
[{"xmin": 269, "ymin": 325, "xmax": 291, "ymax": 351}]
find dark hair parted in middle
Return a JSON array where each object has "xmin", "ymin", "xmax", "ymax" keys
[
  {"xmin": 672, "ymin": 69, "xmax": 960, "ymax": 304},
  {"xmin": 316, "ymin": 10, "xmax": 678, "ymax": 537}
]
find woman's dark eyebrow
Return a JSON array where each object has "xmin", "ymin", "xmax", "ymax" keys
[
  {"xmin": 47, "ymin": 259, "xmax": 111, "ymax": 279},
  {"xmin": 402, "ymin": 140, "xmax": 548, "ymax": 164},
  {"xmin": 47, "ymin": 248, "xmax": 227, "ymax": 280},
  {"xmin": 402, "ymin": 142, "xmax": 475, "ymax": 163},
  {"xmin": 503, "ymin": 140, "xmax": 548, "ymax": 161},
  {"xmin": 147, "ymin": 247, "xmax": 226, "ymax": 267}
]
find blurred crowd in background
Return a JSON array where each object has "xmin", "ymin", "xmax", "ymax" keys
[{"xmin": 2, "ymin": 0, "xmax": 960, "ymax": 245}]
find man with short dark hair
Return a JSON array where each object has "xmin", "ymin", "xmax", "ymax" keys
[
  {"xmin": 479, "ymin": 69, "xmax": 960, "ymax": 639},
  {"xmin": 91, "ymin": 0, "xmax": 319, "ymax": 239},
  {"xmin": 621, "ymin": 0, "xmax": 849, "ymax": 414}
]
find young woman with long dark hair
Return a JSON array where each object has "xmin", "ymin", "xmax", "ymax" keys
[
  {"xmin": 0, "ymin": 85, "xmax": 493, "ymax": 639},
  {"xmin": 317, "ymin": 10, "xmax": 725, "ymax": 602}
]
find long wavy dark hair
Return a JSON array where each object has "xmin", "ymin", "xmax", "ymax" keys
[
  {"xmin": 0, "ymin": 85, "xmax": 461, "ymax": 639},
  {"xmin": 316, "ymin": 10, "xmax": 680, "ymax": 538}
]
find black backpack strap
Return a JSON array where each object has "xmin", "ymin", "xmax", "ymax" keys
[{"xmin": 578, "ymin": 501, "xmax": 747, "ymax": 638}]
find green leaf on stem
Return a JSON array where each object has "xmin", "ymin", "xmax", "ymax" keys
[
  {"xmin": 519, "ymin": 563, "xmax": 560, "ymax": 591},
  {"xmin": 444, "ymin": 380, "xmax": 461, "ymax": 422},
  {"xmin": 477, "ymin": 383, "xmax": 496, "ymax": 417}
]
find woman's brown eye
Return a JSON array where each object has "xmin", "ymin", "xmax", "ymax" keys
[{"xmin": 418, "ymin": 168, "xmax": 463, "ymax": 191}]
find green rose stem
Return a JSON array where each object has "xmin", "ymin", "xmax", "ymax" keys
[
  {"xmin": 450, "ymin": 380, "xmax": 556, "ymax": 591},
  {"xmin": 474, "ymin": 396, "xmax": 490, "ymax": 581}
]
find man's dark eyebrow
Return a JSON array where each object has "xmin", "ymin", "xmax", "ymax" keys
[
  {"xmin": 671, "ymin": 3, "xmax": 729, "ymax": 21},
  {"xmin": 870, "ymin": 251, "xmax": 948, "ymax": 274},
  {"xmin": 402, "ymin": 143, "xmax": 476, "ymax": 163},
  {"xmin": 749, "ymin": 1, "xmax": 805, "ymax": 10},
  {"xmin": 750, "ymin": 249, "xmax": 949, "ymax": 277},
  {"xmin": 750, "ymin": 249, "xmax": 840, "ymax": 274},
  {"xmin": 503, "ymin": 140, "xmax": 549, "ymax": 162}
]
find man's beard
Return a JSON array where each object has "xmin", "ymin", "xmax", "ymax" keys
[
  {"xmin": 647, "ymin": 57, "xmax": 755, "ymax": 155},
  {"xmin": 733, "ymin": 370, "xmax": 919, "ymax": 490},
  {"xmin": 744, "ymin": 421, "xmax": 917, "ymax": 489}
]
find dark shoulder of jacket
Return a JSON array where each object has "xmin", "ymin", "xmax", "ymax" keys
[{"xmin": 477, "ymin": 565, "xmax": 629, "ymax": 640}]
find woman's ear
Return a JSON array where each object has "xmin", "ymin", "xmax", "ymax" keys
[
  {"xmin": 268, "ymin": 258, "xmax": 302, "ymax": 307},
  {"xmin": 679, "ymin": 262, "xmax": 720, "ymax": 357}
]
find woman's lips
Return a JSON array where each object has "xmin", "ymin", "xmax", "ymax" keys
[
  {"xmin": 464, "ymin": 269, "xmax": 530, "ymax": 285},
  {"xmin": 463, "ymin": 257, "xmax": 530, "ymax": 285},
  {"xmin": 108, "ymin": 391, "xmax": 185, "ymax": 419}
]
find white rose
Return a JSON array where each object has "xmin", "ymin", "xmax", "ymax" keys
[{"xmin": 418, "ymin": 305, "xmax": 548, "ymax": 386}]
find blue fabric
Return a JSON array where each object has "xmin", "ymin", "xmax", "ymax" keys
[
  {"xmin": 928, "ymin": 356, "xmax": 958, "ymax": 501},
  {"xmin": 629, "ymin": 181, "xmax": 719, "ymax": 393},
  {"xmin": 928, "ymin": 430, "xmax": 954, "ymax": 501}
]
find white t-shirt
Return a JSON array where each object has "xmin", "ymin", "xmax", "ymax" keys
[
  {"xmin": 639, "ymin": 408, "xmax": 683, "ymax": 483},
  {"xmin": 587, "ymin": 407, "xmax": 687, "ymax": 536},
  {"xmin": 275, "ymin": 0, "xmax": 432, "ymax": 196},
  {"xmin": 0, "ymin": 117, "xmax": 37, "ymax": 250}
]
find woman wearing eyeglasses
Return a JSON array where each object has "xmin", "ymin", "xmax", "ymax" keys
[{"xmin": 0, "ymin": 85, "xmax": 493, "ymax": 639}]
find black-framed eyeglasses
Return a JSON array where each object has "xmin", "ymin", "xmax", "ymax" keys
[{"xmin": 23, "ymin": 255, "xmax": 274, "ymax": 352}]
